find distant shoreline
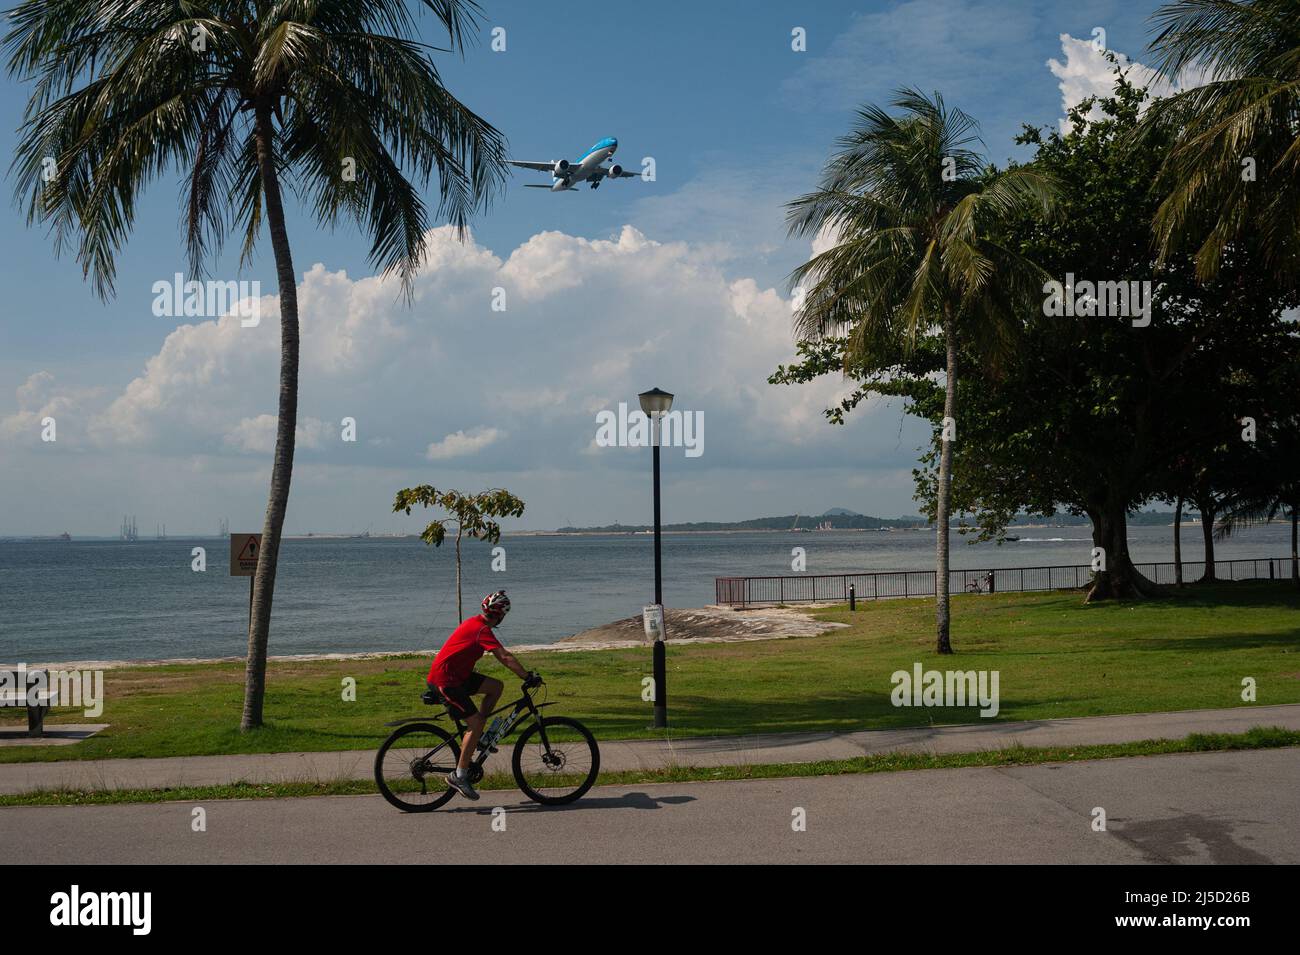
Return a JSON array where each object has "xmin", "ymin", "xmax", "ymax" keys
[{"xmin": 4, "ymin": 521, "xmax": 1229, "ymax": 542}]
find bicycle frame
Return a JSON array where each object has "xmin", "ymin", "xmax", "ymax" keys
[{"xmin": 384, "ymin": 684, "xmax": 558, "ymax": 771}]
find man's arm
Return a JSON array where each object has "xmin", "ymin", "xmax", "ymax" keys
[{"xmin": 491, "ymin": 646, "xmax": 531, "ymax": 681}]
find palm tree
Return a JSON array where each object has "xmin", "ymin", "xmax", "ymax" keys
[
  {"xmin": 6, "ymin": 0, "xmax": 508, "ymax": 729},
  {"xmin": 786, "ymin": 89, "xmax": 1055, "ymax": 654},
  {"xmin": 1214, "ymin": 490, "xmax": 1299, "ymax": 586},
  {"xmin": 1144, "ymin": 0, "xmax": 1300, "ymax": 282}
]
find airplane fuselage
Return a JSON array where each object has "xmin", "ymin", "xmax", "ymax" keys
[{"xmin": 552, "ymin": 138, "xmax": 618, "ymax": 190}]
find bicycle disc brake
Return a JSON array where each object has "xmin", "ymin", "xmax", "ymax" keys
[{"xmin": 542, "ymin": 749, "xmax": 566, "ymax": 771}]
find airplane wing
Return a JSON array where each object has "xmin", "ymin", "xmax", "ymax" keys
[
  {"xmin": 589, "ymin": 166, "xmax": 640, "ymax": 181},
  {"xmin": 508, "ymin": 160, "xmax": 561, "ymax": 172}
]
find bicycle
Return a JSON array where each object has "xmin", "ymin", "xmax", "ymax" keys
[
  {"xmin": 373, "ymin": 674, "xmax": 600, "ymax": 812},
  {"xmin": 965, "ymin": 573, "xmax": 995, "ymax": 594}
]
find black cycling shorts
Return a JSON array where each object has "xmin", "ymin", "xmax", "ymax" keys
[{"xmin": 432, "ymin": 671, "xmax": 487, "ymax": 718}]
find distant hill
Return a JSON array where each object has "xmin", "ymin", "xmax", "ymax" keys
[
  {"xmin": 554, "ymin": 513, "xmax": 928, "ymax": 533},
  {"xmin": 551, "ymin": 508, "xmax": 1193, "ymax": 534}
]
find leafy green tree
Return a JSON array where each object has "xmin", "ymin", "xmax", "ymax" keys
[
  {"xmin": 1214, "ymin": 353, "xmax": 1300, "ymax": 586},
  {"xmin": 1144, "ymin": 0, "xmax": 1300, "ymax": 283},
  {"xmin": 944, "ymin": 75, "xmax": 1296, "ymax": 598},
  {"xmin": 5, "ymin": 1, "xmax": 509, "ymax": 730},
  {"xmin": 783, "ymin": 89, "xmax": 1056, "ymax": 652},
  {"xmin": 393, "ymin": 487, "xmax": 525, "ymax": 619},
  {"xmin": 775, "ymin": 74, "xmax": 1297, "ymax": 602}
]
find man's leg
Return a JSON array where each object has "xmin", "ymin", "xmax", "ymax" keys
[
  {"xmin": 457, "ymin": 713, "xmax": 485, "ymax": 770},
  {"xmin": 456, "ymin": 677, "xmax": 503, "ymax": 769}
]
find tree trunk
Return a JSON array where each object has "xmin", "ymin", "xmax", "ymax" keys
[
  {"xmin": 241, "ymin": 102, "xmax": 300, "ymax": 732},
  {"xmin": 1291, "ymin": 502, "xmax": 1298, "ymax": 586},
  {"xmin": 1197, "ymin": 498, "xmax": 1217, "ymax": 582},
  {"xmin": 934, "ymin": 312, "xmax": 956, "ymax": 655},
  {"xmin": 455, "ymin": 527, "xmax": 463, "ymax": 621},
  {"xmin": 1085, "ymin": 502, "xmax": 1160, "ymax": 601},
  {"xmin": 1173, "ymin": 497, "xmax": 1183, "ymax": 586}
]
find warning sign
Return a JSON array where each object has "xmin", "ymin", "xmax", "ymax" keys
[{"xmin": 230, "ymin": 533, "xmax": 262, "ymax": 577}]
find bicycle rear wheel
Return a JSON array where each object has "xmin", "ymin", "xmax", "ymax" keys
[
  {"xmin": 511, "ymin": 716, "xmax": 600, "ymax": 806},
  {"xmin": 374, "ymin": 722, "xmax": 461, "ymax": 812}
]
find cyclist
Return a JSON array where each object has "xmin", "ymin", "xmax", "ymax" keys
[{"xmin": 426, "ymin": 590, "xmax": 535, "ymax": 800}]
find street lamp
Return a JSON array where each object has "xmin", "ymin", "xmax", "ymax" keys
[{"xmin": 639, "ymin": 386, "xmax": 673, "ymax": 729}]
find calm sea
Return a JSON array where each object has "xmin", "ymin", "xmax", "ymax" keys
[{"xmin": 1, "ymin": 523, "xmax": 1291, "ymax": 663}]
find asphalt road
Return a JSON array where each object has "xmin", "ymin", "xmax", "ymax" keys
[{"xmin": 5, "ymin": 748, "xmax": 1296, "ymax": 864}]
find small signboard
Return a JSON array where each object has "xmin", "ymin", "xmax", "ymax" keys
[
  {"xmin": 230, "ymin": 533, "xmax": 262, "ymax": 576},
  {"xmin": 642, "ymin": 604, "xmax": 665, "ymax": 642}
]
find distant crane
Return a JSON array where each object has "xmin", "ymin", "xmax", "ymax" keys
[{"xmin": 790, "ymin": 514, "xmax": 800, "ymax": 531}]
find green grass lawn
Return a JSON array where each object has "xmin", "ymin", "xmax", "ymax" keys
[{"xmin": 3, "ymin": 581, "xmax": 1297, "ymax": 763}]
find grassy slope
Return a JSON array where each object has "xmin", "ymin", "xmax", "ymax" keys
[{"xmin": 3, "ymin": 582, "xmax": 1297, "ymax": 763}]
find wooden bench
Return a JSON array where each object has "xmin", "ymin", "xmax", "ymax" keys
[{"xmin": 0, "ymin": 669, "xmax": 59, "ymax": 737}]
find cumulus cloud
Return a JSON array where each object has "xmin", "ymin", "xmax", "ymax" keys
[
  {"xmin": 1, "ymin": 372, "xmax": 102, "ymax": 446},
  {"xmin": 224, "ymin": 414, "xmax": 331, "ymax": 453},
  {"xmin": 2, "ymin": 224, "xmax": 927, "ymax": 532},
  {"xmin": 1048, "ymin": 33, "xmax": 1209, "ymax": 131},
  {"xmin": 12, "ymin": 225, "xmax": 860, "ymax": 470},
  {"xmin": 426, "ymin": 427, "xmax": 503, "ymax": 460}
]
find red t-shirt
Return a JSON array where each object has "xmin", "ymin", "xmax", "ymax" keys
[{"xmin": 427, "ymin": 615, "xmax": 503, "ymax": 687}]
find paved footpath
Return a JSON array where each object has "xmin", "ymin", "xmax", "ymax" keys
[
  {"xmin": 3, "ymin": 748, "xmax": 1295, "ymax": 863},
  {"xmin": 1, "ymin": 704, "xmax": 1296, "ymax": 795}
]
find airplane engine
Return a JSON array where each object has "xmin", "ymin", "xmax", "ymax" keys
[
  {"xmin": 608, "ymin": 164, "xmax": 623, "ymax": 179},
  {"xmin": 553, "ymin": 159, "xmax": 570, "ymax": 176}
]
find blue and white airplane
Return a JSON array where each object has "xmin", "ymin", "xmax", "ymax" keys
[{"xmin": 509, "ymin": 137, "xmax": 641, "ymax": 192}]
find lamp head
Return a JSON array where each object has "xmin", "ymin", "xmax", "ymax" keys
[{"xmin": 638, "ymin": 387, "xmax": 674, "ymax": 417}]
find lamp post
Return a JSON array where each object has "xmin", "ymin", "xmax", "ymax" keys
[{"xmin": 639, "ymin": 387, "xmax": 673, "ymax": 729}]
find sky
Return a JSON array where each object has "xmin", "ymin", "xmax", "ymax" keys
[{"xmin": 0, "ymin": 0, "xmax": 1176, "ymax": 536}]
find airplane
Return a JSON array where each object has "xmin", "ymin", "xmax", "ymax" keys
[{"xmin": 508, "ymin": 137, "xmax": 641, "ymax": 192}]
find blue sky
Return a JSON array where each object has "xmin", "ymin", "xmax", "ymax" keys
[{"xmin": 0, "ymin": 0, "xmax": 1171, "ymax": 535}]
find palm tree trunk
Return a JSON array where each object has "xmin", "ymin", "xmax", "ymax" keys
[
  {"xmin": 1173, "ymin": 497, "xmax": 1183, "ymax": 586},
  {"xmin": 455, "ymin": 527, "xmax": 463, "ymax": 621},
  {"xmin": 241, "ymin": 102, "xmax": 300, "ymax": 732},
  {"xmin": 935, "ymin": 310, "xmax": 956, "ymax": 655}
]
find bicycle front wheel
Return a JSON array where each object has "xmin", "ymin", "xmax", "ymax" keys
[
  {"xmin": 511, "ymin": 716, "xmax": 600, "ymax": 806},
  {"xmin": 374, "ymin": 722, "xmax": 461, "ymax": 812}
]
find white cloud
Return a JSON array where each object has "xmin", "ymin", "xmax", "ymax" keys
[
  {"xmin": 24, "ymin": 224, "xmax": 881, "ymax": 469},
  {"xmin": 224, "ymin": 414, "xmax": 330, "ymax": 453},
  {"xmin": 1047, "ymin": 33, "xmax": 1209, "ymax": 131},
  {"xmin": 2, "ymin": 225, "xmax": 925, "ymax": 533},
  {"xmin": 1, "ymin": 371, "xmax": 102, "ymax": 445},
  {"xmin": 426, "ymin": 427, "xmax": 503, "ymax": 460}
]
